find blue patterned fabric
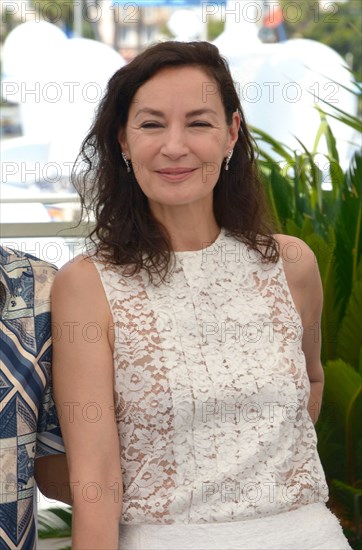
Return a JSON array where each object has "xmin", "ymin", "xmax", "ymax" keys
[{"xmin": 0, "ymin": 246, "xmax": 65, "ymax": 549}]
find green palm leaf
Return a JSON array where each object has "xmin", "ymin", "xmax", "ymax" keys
[
  {"xmin": 346, "ymin": 151, "xmax": 362, "ymax": 279},
  {"xmin": 285, "ymin": 218, "xmax": 302, "ymax": 238},
  {"xmin": 321, "ymin": 360, "xmax": 362, "ymax": 485},
  {"xmin": 337, "ymin": 267, "xmax": 362, "ymax": 371},
  {"xmin": 293, "ymin": 135, "xmax": 324, "ymax": 213},
  {"xmin": 313, "ymin": 101, "xmax": 362, "ymax": 134},
  {"xmin": 317, "ymin": 228, "xmax": 340, "ymax": 361},
  {"xmin": 304, "ymin": 232, "xmax": 333, "ymax": 291},
  {"xmin": 259, "ymin": 164, "xmax": 293, "ymax": 231},
  {"xmin": 251, "ymin": 126, "xmax": 294, "ymax": 162},
  {"xmin": 334, "ymin": 151, "xmax": 362, "ymax": 323},
  {"xmin": 37, "ymin": 507, "xmax": 72, "ymax": 539}
]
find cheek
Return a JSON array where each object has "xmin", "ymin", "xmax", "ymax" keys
[
  {"xmin": 203, "ymin": 134, "xmax": 229, "ymax": 157},
  {"xmin": 200, "ymin": 138, "xmax": 227, "ymax": 175},
  {"xmin": 134, "ymin": 142, "xmax": 158, "ymax": 165},
  {"xmin": 126, "ymin": 138, "xmax": 154, "ymax": 177}
]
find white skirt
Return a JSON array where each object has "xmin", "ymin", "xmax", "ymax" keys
[{"xmin": 119, "ymin": 503, "xmax": 351, "ymax": 550}]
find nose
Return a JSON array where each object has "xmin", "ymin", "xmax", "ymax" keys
[{"xmin": 160, "ymin": 125, "xmax": 189, "ymax": 159}]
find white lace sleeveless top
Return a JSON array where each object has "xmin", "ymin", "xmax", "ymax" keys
[{"xmin": 93, "ymin": 228, "xmax": 328, "ymax": 525}]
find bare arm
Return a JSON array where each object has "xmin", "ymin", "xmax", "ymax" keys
[
  {"xmin": 52, "ymin": 256, "xmax": 122, "ymax": 549},
  {"xmin": 35, "ymin": 454, "xmax": 72, "ymax": 505},
  {"xmin": 276, "ymin": 235, "xmax": 324, "ymax": 424}
]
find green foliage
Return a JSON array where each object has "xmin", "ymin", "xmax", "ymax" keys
[
  {"xmin": 254, "ymin": 98, "xmax": 362, "ymax": 545},
  {"xmin": 337, "ymin": 271, "xmax": 362, "ymax": 374},
  {"xmin": 32, "ymin": 0, "xmax": 74, "ymax": 26},
  {"xmin": 318, "ymin": 360, "xmax": 362, "ymax": 484},
  {"xmin": 280, "ymin": 0, "xmax": 362, "ymax": 81},
  {"xmin": 0, "ymin": 6, "xmax": 18, "ymax": 43},
  {"xmin": 331, "ymin": 479, "xmax": 362, "ymax": 542},
  {"xmin": 207, "ymin": 19, "xmax": 225, "ymax": 41},
  {"xmin": 37, "ymin": 506, "xmax": 72, "ymax": 539}
]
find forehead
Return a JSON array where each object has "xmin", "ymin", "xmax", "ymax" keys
[{"xmin": 129, "ymin": 66, "xmax": 223, "ymax": 111}]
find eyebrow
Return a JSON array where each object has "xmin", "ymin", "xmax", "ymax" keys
[{"xmin": 134, "ymin": 108, "xmax": 218, "ymax": 119}]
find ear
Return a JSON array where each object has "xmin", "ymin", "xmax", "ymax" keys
[
  {"xmin": 225, "ymin": 111, "xmax": 241, "ymax": 155},
  {"xmin": 117, "ymin": 128, "xmax": 130, "ymax": 158}
]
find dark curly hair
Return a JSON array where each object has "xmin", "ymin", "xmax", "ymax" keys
[{"xmin": 75, "ymin": 40, "xmax": 278, "ymax": 283}]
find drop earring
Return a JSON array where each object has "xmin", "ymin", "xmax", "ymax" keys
[
  {"xmin": 224, "ymin": 150, "xmax": 233, "ymax": 171},
  {"xmin": 122, "ymin": 152, "xmax": 131, "ymax": 173}
]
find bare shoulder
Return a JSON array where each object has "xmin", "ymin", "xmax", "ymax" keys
[
  {"xmin": 52, "ymin": 254, "xmax": 102, "ymax": 296},
  {"xmin": 273, "ymin": 234, "xmax": 323, "ymax": 319},
  {"xmin": 52, "ymin": 253, "xmax": 110, "ymax": 322},
  {"xmin": 273, "ymin": 234, "xmax": 317, "ymax": 288}
]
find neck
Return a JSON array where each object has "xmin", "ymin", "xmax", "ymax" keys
[{"xmin": 149, "ymin": 200, "xmax": 220, "ymax": 252}]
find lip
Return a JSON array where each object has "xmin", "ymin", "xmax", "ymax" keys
[{"xmin": 155, "ymin": 167, "xmax": 197, "ymax": 182}]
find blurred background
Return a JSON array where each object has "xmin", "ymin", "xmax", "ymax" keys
[{"xmin": 1, "ymin": 0, "xmax": 360, "ymax": 253}]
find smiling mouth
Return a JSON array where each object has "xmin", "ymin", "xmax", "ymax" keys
[
  {"xmin": 156, "ymin": 168, "xmax": 197, "ymax": 175},
  {"xmin": 155, "ymin": 168, "xmax": 197, "ymax": 182}
]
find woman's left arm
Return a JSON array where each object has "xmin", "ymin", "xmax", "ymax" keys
[{"xmin": 276, "ymin": 235, "xmax": 324, "ymax": 424}]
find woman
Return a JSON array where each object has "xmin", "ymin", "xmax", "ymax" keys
[{"xmin": 52, "ymin": 41, "xmax": 351, "ymax": 549}]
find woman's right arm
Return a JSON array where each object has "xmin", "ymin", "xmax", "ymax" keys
[{"xmin": 52, "ymin": 256, "xmax": 122, "ymax": 549}]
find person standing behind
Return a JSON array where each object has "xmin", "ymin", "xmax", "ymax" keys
[{"xmin": 0, "ymin": 245, "xmax": 70, "ymax": 549}]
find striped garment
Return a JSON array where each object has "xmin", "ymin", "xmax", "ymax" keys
[{"xmin": 0, "ymin": 245, "xmax": 65, "ymax": 549}]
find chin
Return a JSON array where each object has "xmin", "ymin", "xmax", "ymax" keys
[{"xmin": 150, "ymin": 189, "xmax": 213, "ymax": 208}]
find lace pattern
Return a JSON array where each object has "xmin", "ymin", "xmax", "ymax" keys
[{"xmin": 93, "ymin": 229, "xmax": 328, "ymax": 524}]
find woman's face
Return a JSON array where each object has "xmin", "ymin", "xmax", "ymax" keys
[{"xmin": 119, "ymin": 66, "xmax": 240, "ymax": 212}]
